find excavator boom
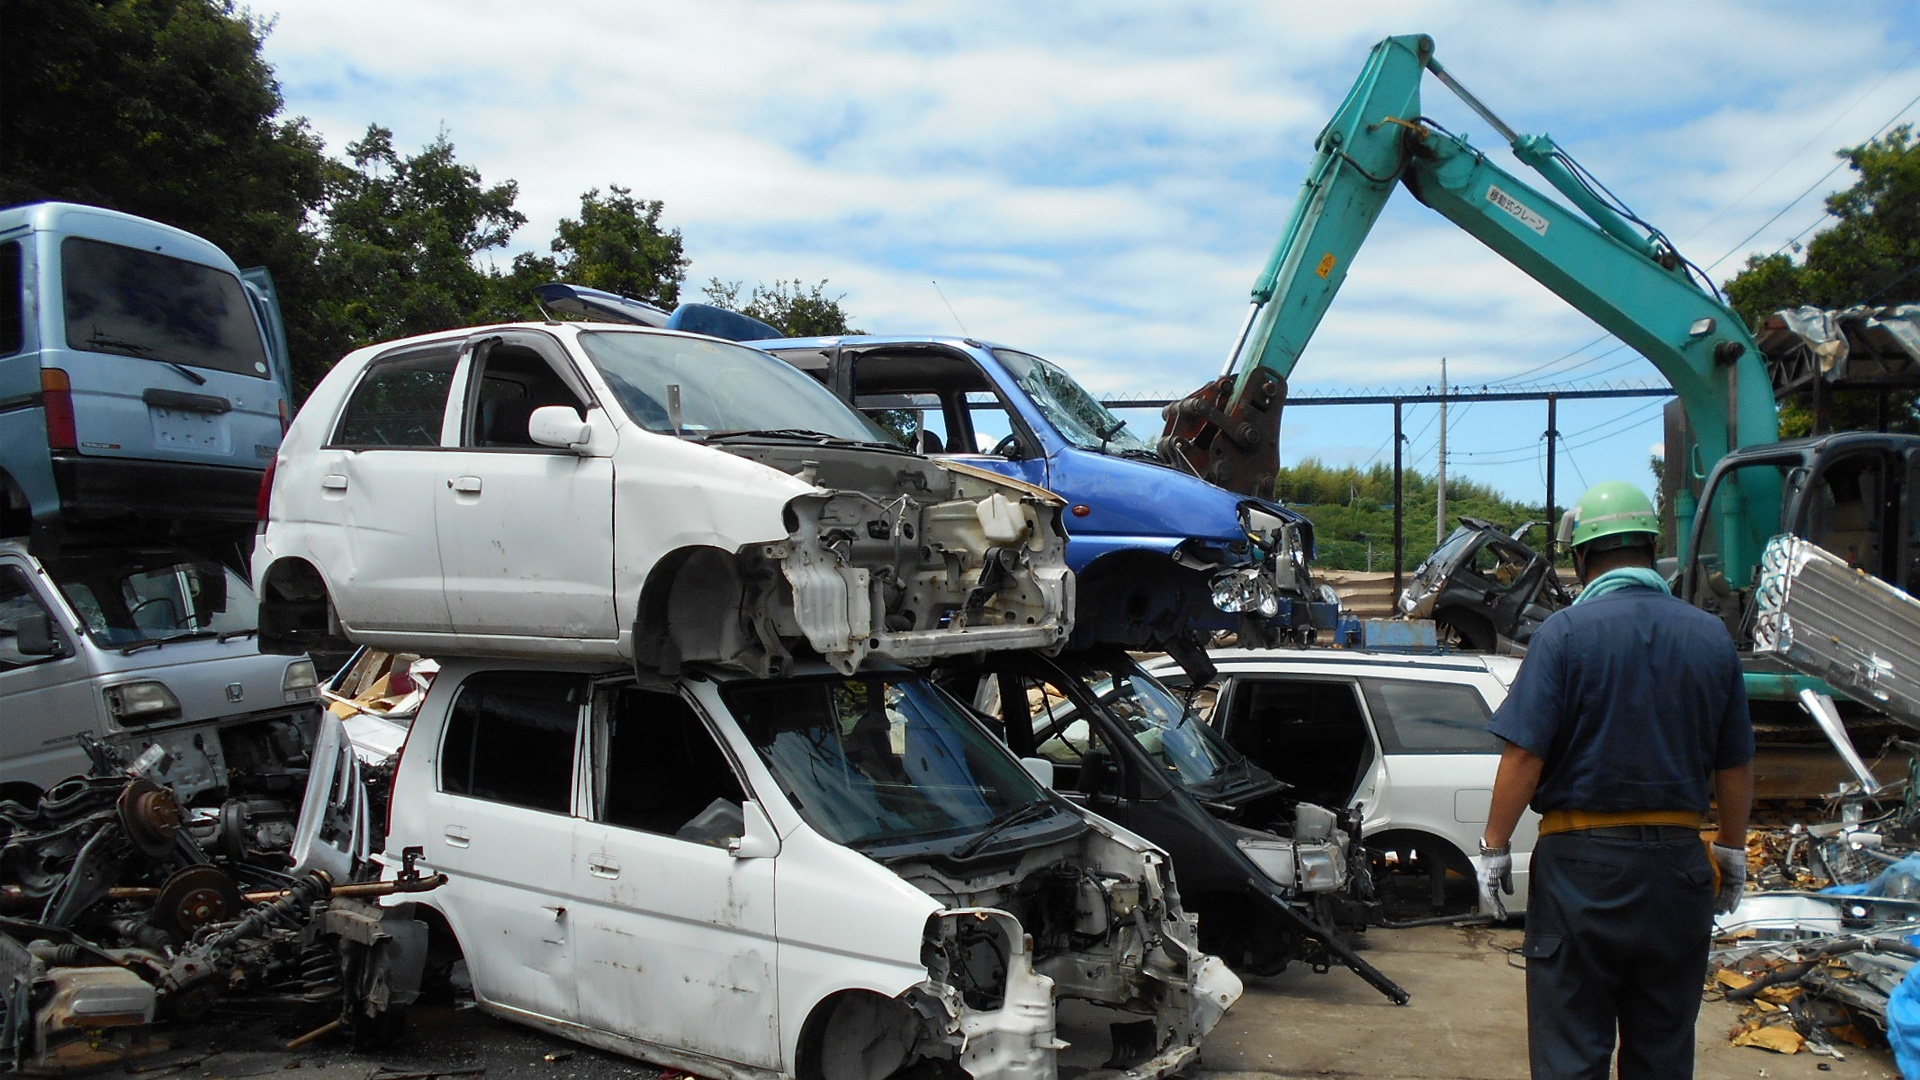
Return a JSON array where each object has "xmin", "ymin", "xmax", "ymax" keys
[{"xmin": 1163, "ymin": 33, "xmax": 1782, "ymax": 579}]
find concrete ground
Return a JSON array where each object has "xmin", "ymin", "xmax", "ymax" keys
[
  {"xmin": 116, "ymin": 924, "xmax": 1898, "ymax": 1080},
  {"xmin": 1136, "ymin": 923, "xmax": 1901, "ymax": 1080}
]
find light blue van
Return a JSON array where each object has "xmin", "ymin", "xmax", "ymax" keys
[{"xmin": 0, "ymin": 202, "xmax": 292, "ymax": 558}]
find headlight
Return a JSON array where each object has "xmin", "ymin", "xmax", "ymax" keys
[
  {"xmin": 1236, "ymin": 837, "xmax": 1298, "ymax": 888},
  {"xmin": 1211, "ymin": 567, "xmax": 1279, "ymax": 617},
  {"xmin": 283, "ymin": 659, "xmax": 319, "ymax": 702},
  {"xmin": 104, "ymin": 681, "xmax": 182, "ymax": 723},
  {"xmin": 1297, "ymin": 846, "xmax": 1345, "ymax": 891}
]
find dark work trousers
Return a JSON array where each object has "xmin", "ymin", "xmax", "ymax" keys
[{"xmin": 1521, "ymin": 826, "xmax": 1716, "ymax": 1079}]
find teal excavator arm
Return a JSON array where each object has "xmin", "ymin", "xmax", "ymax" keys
[{"xmin": 1160, "ymin": 33, "xmax": 1781, "ymax": 578}]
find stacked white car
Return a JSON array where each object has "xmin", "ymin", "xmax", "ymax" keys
[{"xmin": 259, "ymin": 321, "xmax": 1241, "ymax": 1079}]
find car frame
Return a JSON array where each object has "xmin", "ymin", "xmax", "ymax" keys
[
  {"xmin": 311, "ymin": 652, "xmax": 1241, "ymax": 1079},
  {"xmin": 1143, "ymin": 648, "xmax": 1540, "ymax": 918},
  {"xmin": 753, "ymin": 334, "xmax": 1330, "ymax": 655},
  {"xmin": 254, "ymin": 322, "xmax": 1073, "ymax": 676}
]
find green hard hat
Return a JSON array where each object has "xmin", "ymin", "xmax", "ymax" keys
[{"xmin": 1561, "ymin": 481, "xmax": 1659, "ymax": 551}]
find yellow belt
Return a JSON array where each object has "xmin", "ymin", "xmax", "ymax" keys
[{"xmin": 1538, "ymin": 808, "xmax": 1706, "ymax": 836}]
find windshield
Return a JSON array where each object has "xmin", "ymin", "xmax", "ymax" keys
[
  {"xmin": 43, "ymin": 549, "xmax": 256, "ymax": 648},
  {"xmin": 1079, "ymin": 660, "xmax": 1240, "ymax": 787},
  {"xmin": 62, "ymin": 237, "xmax": 271, "ymax": 378},
  {"xmin": 992, "ymin": 349, "xmax": 1152, "ymax": 454},
  {"xmin": 724, "ymin": 672, "xmax": 1056, "ymax": 851},
  {"xmin": 577, "ymin": 331, "xmax": 892, "ymax": 442}
]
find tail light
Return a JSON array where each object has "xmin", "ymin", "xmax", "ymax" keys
[
  {"xmin": 41, "ymin": 368, "xmax": 76, "ymax": 450},
  {"xmin": 255, "ymin": 457, "xmax": 277, "ymax": 531},
  {"xmin": 278, "ymin": 398, "xmax": 290, "ymax": 435}
]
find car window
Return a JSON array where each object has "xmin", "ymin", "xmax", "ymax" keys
[
  {"xmin": 0, "ymin": 242, "xmax": 22, "ymax": 357},
  {"xmin": 1217, "ymin": 676, "xmax": 1374, "ymax": 810},
  {"xmin": 0, "ymin": 565, "xmax": 65, "ymax": 669},
  {"xmin": 1360, "ymin": 678, "xmax": 1499, "ymax": 753},
  {"xmin": 330, "ymin": 345, "xmax": 460, "ymax": 447},
  {"xmin": 577, "ymin": 330, "xmax": 890, "ymax": 442},
  {"xmin": 964, "ymin": 391, "xmax": 1018, "ymax": 455},
  {"xmin": 61, "ymin": 237, "xmax": 270, "ymax": 377},
  {"xmin": 725, "ymin": 672, "xmax": 1049, "ymax": 850},
  {"xmin": 440, "ymin": 671, "xmax": 584, "ymax": 813},
  {"xmin": 592, "ymin": 685, "xmax": 747, "ymax": 846},
  {"xmin": 42, "ymin": 549, "xmax": 254, "ymax": 647},
  {"xmin": 462, "ymin": 341, "xmax": 589, "ymax": 449}
]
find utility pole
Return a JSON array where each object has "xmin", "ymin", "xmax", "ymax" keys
[
  {"xmin": 1436, "ymin": 357, "xmax": 1448, "ymax": 545},
  {"xmin": 1393, "ymin": 399, "xmax": 1405, "ymax": 597},
  {"xmin": 1544, "ymin": 394, "xmax": 1559, "ymax": 530}
]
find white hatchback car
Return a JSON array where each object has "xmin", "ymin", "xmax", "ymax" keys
[
  {"xmin": 1143, "ymin": 649, "xmax": 1540, "ymax": 917},
  {"xmin": 255, "ymin": 323, "xmax": 1072, "ymax": 675}
]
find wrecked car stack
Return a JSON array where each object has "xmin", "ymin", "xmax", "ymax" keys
[{"xmin": 238, "ymin": 319, "xmax": 1243, "ymax": 1078}]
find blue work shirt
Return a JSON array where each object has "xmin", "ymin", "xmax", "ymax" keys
[{"xmin": 1488, "ymin": 585, "xmax": 1754, "ymax": 813}]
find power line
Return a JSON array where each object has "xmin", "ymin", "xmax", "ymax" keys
[
  {"xmin": 1704, "ymin": 83, "xmax": 1920, "ymax": 273},
  {"xmin": 1683, "ymin": 42, "xmax": 1920, "ymax": 245}
]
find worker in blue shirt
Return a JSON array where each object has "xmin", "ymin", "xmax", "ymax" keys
[{"xmin": 1478, "ymin": 480, "xmax": 1754, "ymax": 1080}]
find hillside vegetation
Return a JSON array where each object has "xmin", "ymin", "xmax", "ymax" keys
[{"xmin": 1277, "ymin": 460, "xmax": 1555, "ymax": 572}]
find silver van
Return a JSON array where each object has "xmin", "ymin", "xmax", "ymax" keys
[
  {"xmin": 0, "ymin": 202, "xmax": 292, "ymax": 557},
  {"xmin": 0, "ymin": 538, "xmax": 320, "ymax": 852}
]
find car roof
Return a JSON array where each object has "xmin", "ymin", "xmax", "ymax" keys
[{"xmin": 1147, "ymin": 648, "xmax": 1507, "ymax": 679}]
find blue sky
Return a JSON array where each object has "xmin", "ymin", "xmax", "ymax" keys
[{"xmin": 258, "ymin": 0, "xmax": 1920, "ymax": 520}]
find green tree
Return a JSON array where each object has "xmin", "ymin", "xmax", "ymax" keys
[
  {"xmin": 704, "ymin": 278, "xmax": 862, "ymax": 336},
  {"xmin": 0, "ymin": 0, "xmax": 329, "ymax": 377},
  {"xmin": 551, "ymin": 186, "xmax": 689, "ymax": 306},
  {"xmin": 309, "ymin": 125, "xmax": 524, "ymax": 389},
  {"xmin": 1276, "ymin": 459, "xmax": 1557, "ymax": 571},
  {"xmin": 1725, "ymin": 125, "xmax": 1920, "ymax": 435}
]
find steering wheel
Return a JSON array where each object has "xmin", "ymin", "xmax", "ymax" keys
[
  {"xmin": 129, "ymin": 597, "xmax": 189, "ymax": 629},
  {"xmin": 990, "ymin": 434, "xmax": 1020, "ymax": 458}
]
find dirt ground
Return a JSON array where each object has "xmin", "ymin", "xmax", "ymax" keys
[{"xmin": 99, "ymin": 924, "xmax": 1899, "ymax": 1080}]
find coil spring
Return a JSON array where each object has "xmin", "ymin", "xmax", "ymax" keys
[{"xmin": 299, "ymin": 944, "xmax": 340, "ymax": 994}]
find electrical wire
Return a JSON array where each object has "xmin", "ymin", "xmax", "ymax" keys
[{"xmin": 1705, "ymin": 83, "xmax": 1920, "ymax": 273}]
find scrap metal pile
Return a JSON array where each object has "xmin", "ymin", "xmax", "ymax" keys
[
  {"xmin": 0, "ymin": 738, "xmax": 441, "ymax": 1074},
  {"xmin": 1711, "ymin": 762, "xmax": 1920, "ymax": 1064}
]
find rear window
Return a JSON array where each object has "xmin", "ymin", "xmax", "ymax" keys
[
  {"xmin": 1360, "ymin": 678, "xmax": 1498, "ymax": 753},
  {"xmin": 61, "ymin": 237, "xmax": 270, "ymax": 377}
]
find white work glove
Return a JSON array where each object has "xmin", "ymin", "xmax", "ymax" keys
[
  {"xmin": 1477, "ymin": 843, "xmax": 1513, "ymax": 920},
  {"xmin": 1710, "ymin": 842, "xmax": 1747, "ymax": 916}
]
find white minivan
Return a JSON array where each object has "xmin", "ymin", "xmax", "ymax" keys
[
  {"xmin": 255, "ymin": 323, "xmax": 1073, "ymax": 677},
  {"xmin": 304, "ymin": 652, "xmax": 1240, "ymax": 1079},
  {"xmin": 0, "ymin": 538, "xmax": 319, "ymax": 838}
]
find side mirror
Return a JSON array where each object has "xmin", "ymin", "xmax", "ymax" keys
[
  {"xmin": 728, "ymin": 799, "xmax": 780, "ymax": 860},
  {"xmin": 1554, "ymin": 508, "xmax": 1578, "ymax": 549},
  {"xmin": 1019, "ymin": 756, "xmax": 1056, "ymax": 789},
  {"xmin": 528, "ymin": 405, "xmax": 594, "ymax": 452},
  {"xmin": 16, "ymin": 613, "xmax": 61, "ymax": 657}
]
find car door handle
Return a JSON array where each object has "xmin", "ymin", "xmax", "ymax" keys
[
  {"xmin": 448, "ymin": 476, "xmax": 481, "ymax": 494},
  {"xmin": 443, "ymin": 825, "xmax": 471, "ymax": 848},
  {"xmin": 588, "ymin": 856, "xmax": 620, "ymax": 879},
  {"xmin": 321, "ymin": 474, "xmax": 348, "ymax": 492}
]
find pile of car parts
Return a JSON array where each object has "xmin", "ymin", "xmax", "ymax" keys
[
  {"xmin": 0, "ymin": 742, "xmax": 442, "ymax": 1073},
  {"xmin": 1712, "ymin": 770, "xmax": 1920, "ymax": 1064}
]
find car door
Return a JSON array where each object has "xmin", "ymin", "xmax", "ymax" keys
[
  {"xmin": 571, "ymin": 682, "xmax": 780, "ymax": 1068},
  {"xmin": 309, "ymin": 341, "xmax": 461, "ymax": 635},
  {"xmin": 427, "ymin": 669, "xmax": 584, "ymax": 1023},
  {"xmin": 0, "ymin": 559, "xmax": 98, "ymax": 792},
  {"xmin": 434, "ymin": 332, "xmax": 616, "ymax": 641},
  {"xmin": 1355, "ymin": 674, "xmax": 1538, "ymax": 855},
  {"xmin": 1211, "ymin": 673, "xmax": 1381, "ymax": 816}
]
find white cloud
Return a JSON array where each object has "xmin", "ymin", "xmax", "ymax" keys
[{"xmin": 257, "ymin": 0, "xmax": 1920, "ymax": 499}]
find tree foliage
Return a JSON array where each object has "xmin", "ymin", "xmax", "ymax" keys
[
  {"xmin": 0, "ymin": 0, "xmax": 329, "ymax": 376},
  {"xmin": 551, "ymin": 186, "xmax": 689, "ymax": 306},
  {"xmin": 703, "ymin": 278, "xmax": 862, "ymax": 337},
  {"xmin": 1725, "ymin": 125, "xmax": 1920, "ymax": 435},
  {"xmin": 306, "ymin": 126, "xmax": 525, "ymax": 389}
]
